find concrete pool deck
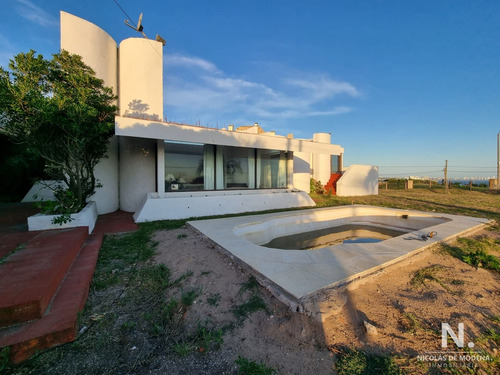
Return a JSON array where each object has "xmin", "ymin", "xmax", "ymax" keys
[{"xmin": 188, "ymin": 205, "xmax": 491, "ymax": 315}]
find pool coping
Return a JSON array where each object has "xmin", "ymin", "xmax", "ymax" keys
[{"xmin": 188, "ymin": 205, "xmax": 491, "ymax": 317}]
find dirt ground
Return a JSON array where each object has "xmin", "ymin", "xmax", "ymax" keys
[
  {"xmin": 5, "ymin": 216, "xmax": 498, "ymax": 374},
  {"xmin": 151, "ymin": 226, "xmax": 334, "ymax": 374},
  {"xmin": 150, "ymin": 224, "xmax": 500, "ymax": 374}
]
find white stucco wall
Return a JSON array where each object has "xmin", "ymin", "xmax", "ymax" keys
[
  {"xmin": 119, "ymin": 38, "xmax": 163, "ymax": 120},
  {"xmin": 312, "ymin": 133, "xmax": 332, "ymax": 185},
  {"xmin": 119, "ymin": 137, "xmax": 156, "ymax": 212},
  {"xmin": 60, "ymin": 11, "xmax": 120, "ymax": 213},
  {"xmin": 336, "ymin": 165, "xmax": 379, "ymax": 196},
  {"xmin": 293, "ymin": 151, "xmax": 311, "ymax": 193},
  {"xmin": 90, "ymin": 136, "xmax": 120, "ymax": 214}
]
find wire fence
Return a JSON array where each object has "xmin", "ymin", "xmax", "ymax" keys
[{"xmin": 378, "ymin": 178, "xmax": 494, "ymax": 191}]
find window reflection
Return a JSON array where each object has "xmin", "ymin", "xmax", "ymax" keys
[
  {"xmin": 165, "ymin": 142, "xmax": 204, "ymax": 191},
  {"xmin": 164, "ymin": 141, "xmax": 287, "ymax": 192}
]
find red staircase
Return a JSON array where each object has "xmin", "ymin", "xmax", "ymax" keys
[
  {"xmin": 0, "ymin": 227, "xmax": 102, "ymax": 363},
  {"xmin": 324, "ymin": 173, "xmax": 342, "ymax": 195}
]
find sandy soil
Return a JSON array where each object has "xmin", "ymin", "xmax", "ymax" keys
[
  {"xmin": 151, "ymin": 225, "xmax": 500, "ymax": 374},
  {"xmin": 152, "ymin": 226, "xmax": 334, "ymax": 374}
]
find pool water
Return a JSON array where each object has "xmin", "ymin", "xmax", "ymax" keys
[{"xmin": 262, "ymin": 224, "xmax": 409, "ymax": 250}]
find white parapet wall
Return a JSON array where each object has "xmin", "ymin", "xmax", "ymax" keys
[
  {"xmin": 133, "ymin": 190, "xmax": 315, "ymax": 222},
  {"xmin": 336, "ymin": 165, "xmax": 379, "ymax": 196},
  {"xmin": 27, "ymin": 201, "xmax": 98, "ymax": 234}
]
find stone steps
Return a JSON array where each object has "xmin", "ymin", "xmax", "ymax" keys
[
  {"xmin": 0, "ymin": 231, "xmax": 103, "ymax": 363},
  {"xmin": 0, "ymin": 228, "xmax": 89, "ymax": 326}
]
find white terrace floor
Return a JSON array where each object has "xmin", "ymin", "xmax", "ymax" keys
[{"xmin": 189, "ymin": 205, "xmax": 490, "ymax": 307}]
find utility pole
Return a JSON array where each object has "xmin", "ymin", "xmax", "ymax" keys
[
  {"xmin": 497, "ymin": 132, "xmax": 499, "ymax": 189},
  {"xmin": 444, "ymin": 160, "xmax": 449, "ymax": 194}
]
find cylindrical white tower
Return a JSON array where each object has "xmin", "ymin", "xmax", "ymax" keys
[{"xmin": 60, "ymin": 11, "xmax": 119, "ymax": 214}]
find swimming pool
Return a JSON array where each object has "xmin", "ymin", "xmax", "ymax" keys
[{"xmin": 188, "ymin": 205, "xmax": 489, "ymax": 314}]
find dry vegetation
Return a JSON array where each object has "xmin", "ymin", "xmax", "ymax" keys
[{"xmin": 2, "ymin": 187, "xmax": 499, "ymax": 374}]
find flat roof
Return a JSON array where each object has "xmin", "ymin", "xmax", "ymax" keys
[{"xmin": 115, "ymin": 116, "xmax": 344, "ymax": 154}]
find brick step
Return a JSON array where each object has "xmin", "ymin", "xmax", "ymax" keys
[
  {"xmin": 0, "ymin": 231, "xmax": 41, "ymax": 259},
  {"xmin": 0, "ymin": 233, "xmax": 103, "ymax": 363},
  {"xmin": 0, "ymin": 227, "xmax": 88, "ymax": 327}
]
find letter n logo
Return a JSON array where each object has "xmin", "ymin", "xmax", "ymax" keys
[{"xmin": 442, "ymin": 323, "xmax": 464, "ymax": 348}]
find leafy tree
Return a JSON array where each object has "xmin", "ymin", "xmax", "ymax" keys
[{"xmin": 0, "ymin": 50, "xmax": 116, "ymax": 213}]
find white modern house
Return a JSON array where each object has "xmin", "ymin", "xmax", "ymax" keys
[{"xmin": 31, "ymin": 12, "xmax": 378, "ymax": 222}]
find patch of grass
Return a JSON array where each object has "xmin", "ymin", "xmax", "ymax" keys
[
  {"xmin": 92, "ymin": 222, "xmax": 177, "ymax": 290},
  {"xmin": 442, "ymin": 237, "xmax": 500, "ymax": 273},
  {"xmin": 96, "ymin": 220, "xmax": 185, "ymax": 272},
  {"xmin": 310, "ymin": 189, "xmax": 500, "ymax": 222},
  {"xmin": 177, "ymin": 233, "xmax": 187, "ymax": 239},
  {"xmin": 235, "ymin": 355, "xmax": 276, "ymax": 375},
  {"xmin": 410, "ymin": 264, "xmax": 447, "ymax": 288},
  {"xmin": 400, "ymin": 312, "xmax": 422, "ymax": 335},
  {"xmin": 463, "ymin": 250, "xmax": 500, "ymax": 271},
  {"xmin": 200, "ymin": 270, "xmax": 211, "ymax": 276},
  {"xmin": 172, "ymin": 270, "xmax": 194, "ymax": 286},
  {"xmin": 486, "ymin": 222, "xmax": 500, "ymax": 232},
  {"xmin": 136, "ymin": 263, "xmax": 171, "ymax": 291},
  {"xmin": 238, "ymin": 276, "xmax": 260, "ymax": 296},
  {"xmin": 181, "ymin": 288, "xmax": 202, "ymax": 306},
  {"xmin": 334, "ymin": 347, "xmax": 403, "ymax": 375},
  {"xmin": 76, "ymin": 312, "xmax": 118, "ymax": 350},
  {"xmin": 193, "ymin": 321, "xmax": 224, "ymax": 352},
  {"xmin": 232, "ymin": 295, "xmax": 267, "ymax": 323},
  {"xmin": 145, "ymin": 298, "xmax": 180, "ymax": 336},
  {"xmin": 476, "ymin": 327, "xmax": 500, "ymax": 346},
  {"xmin": 207, "ymin": 293, "xmax": 221, "ymax": 307},
  {"xmin": 0, "ymin": 347, "xmax": 11, "ymax": 373},
  {"xmin": 120, "ymin": 321, "xmax": 137, "ymax": 331},
  {"xmin": 491, "ymin": 316, "xmax": 500, "ymax": 324},
  {"xmin": 171, "ymin": 321, "xmax": 224, "ymax": 356},
  {"xmin": 172, "ymin": 342, "xmax": 194, "ymax": 357}
]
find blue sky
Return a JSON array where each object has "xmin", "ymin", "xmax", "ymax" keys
[{"xmin": 2, "ymin": 0, "xmax": 499, "ymax": 179}]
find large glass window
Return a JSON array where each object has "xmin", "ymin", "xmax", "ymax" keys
[
  {"xmin": 165, "ymin": 141, "xmax": 206, "ymax": 191},
  {"xmin": 164, "ymin": 142, "xmax": 287, "ymax": 192},
  {"xmin": 220, "ymin": 147, "xmax": 254, "ymax": 189},
  {"xmin": 257, "ymin": 150, "xmax": 287, "ymax": 188},
  {"xmin": 331, "ymin": 155, "xmax": 341, "ymax": 173}
]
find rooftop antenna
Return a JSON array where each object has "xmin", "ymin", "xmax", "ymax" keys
[
  {"xmin": 124, "ymin": 12, "xmax": 166, "ymax": 46},
  {"xmin": 125, "ymin": 13, "xmax": 148, "ymax": 38}
]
